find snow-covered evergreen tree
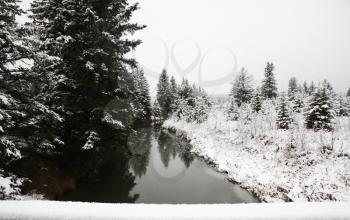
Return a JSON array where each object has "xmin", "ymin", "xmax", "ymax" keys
[
  {"xmin": 276, "ymin": 95, "xmax": 292, "ymax": 129},
  {"xmin": 152, "ymin": 99, "xmax": 162, "ymax": 124},
  {"xmin": 230, "ymin": 67, "xmax": 253, "ymax": 106},
  {"xmin": 288, "ymin": 77, "xmax": 298, "ymax": 98},
  {"xmin": 303, "ymin": 81, "xmax": 309, "ymax": 95},
  {"xmin": 1, "ymin": 0, "xmax": 33, "ymax": 167},
  {"xmin": 30, "ymin": 0, "xmax": 145, "ymax": 152},
  {"xmin": 334, "ymin": 96, "xmax": 350, "ymax": 117},
  {"xmin": 251, "ymin": 89, "xmax": 262, "ymax": 112},
  {"xmin": 133, "ymin": 67, "xmax": 152, "ymax": 123},
  {"xmin": 322, "ymin": 80, "xmax": 333, "ymax": 92},
  {"xmin": 347, "ymin": 87, "xmax": 350, "ymax": 97},
  {"xmin": 192, "ymin": 92, "xmax": 211, "ymax": 123},
  {"xmin": 173, "ymin": 80, "xmax": 211, "ymax": 123},
  {"xmin": 169, "ymin": 76, "xmax": 179, "ymax": 112},
  {"xmin": 261, "ymin": 62, "xmax": 278, "ymax": 99},
  {"xmin": 309, "ymin": 81, "xmax": 316, "ymax": 95},
  {"xmin": 305, "ymin": 86, "xmax": 336, "ymax": 131},
  {"xmin": 170, "ymin": 76, "xmax": 178, "ymax": 95},
  {"xmin": 291, "ymin": 92, "xmax": 305, "ymax": 113},
  {"xmin": 156, "ymin": 69, "xmax": 172, "ymax": 119}
]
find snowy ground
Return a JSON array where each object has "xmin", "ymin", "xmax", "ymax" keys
[
  {"xmin": 0, "ymin": 201, "xmax": 350, "ymax": 220},
  {"xmin": 163, "ymin": 106, "xmax": 350, "ymax": 202}
]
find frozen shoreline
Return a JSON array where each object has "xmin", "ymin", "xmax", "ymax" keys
[{"xmin": 163, "ymin": 108, "xmax": 350, "ymax": 202}]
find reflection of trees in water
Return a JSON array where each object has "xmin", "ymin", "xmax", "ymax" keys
[
  {"xmin": 128, "ymin": 128, "xmax": 152, "ymax": 178},
  {"xmin": 62, "ymin": 152, "xmax": 138, "ymax": 203},
  {"xmin": 157, "ymin": 131, "xmax": 194, "ymax": 168},
  {"xmin": 157, "ymin": 131, "xmax": 178, "ymax": 167},
  {"xmin": 179, "ymin": 152, "xmax": 195, "ymax": 168}
]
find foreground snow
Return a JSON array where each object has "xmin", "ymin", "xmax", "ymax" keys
[
  {"xmin": 163, "ymin": 107, "xmax": 350, "ymax": 202},
  {"xmin": 0, "ymin": 201, "xmax": 350, "ymax": 220}
]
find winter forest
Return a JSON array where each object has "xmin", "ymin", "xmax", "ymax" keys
[{"xmin": 1, "ymin": 0, "xmax": 350, "ymax": 216}]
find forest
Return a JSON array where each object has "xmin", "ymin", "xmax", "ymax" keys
[
  {"xmin": 1, "ymin": 0, "xmax": 350, "ymax": 205},
  {"xmin": 1, "ymin": 0, "xmax": 153, "ymax": 199}
]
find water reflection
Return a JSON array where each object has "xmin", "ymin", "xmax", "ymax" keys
[
  {"xmin": 157, "ymin": 131, "xmax": 194, "ymax": 169},
  {"xmin": 128, "ymin": 128, "xmax": 152, "ymax": 178},
  {"xmin": 62, "ymin": 152, "xmax": 138, "ymax": 203},
  {"xmin": 62, "ymin": 128, "xmax": 259, "ymax": 204}
]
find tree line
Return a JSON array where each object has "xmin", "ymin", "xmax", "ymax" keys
[
  {"xmin": 154, "ymin": 70, "xmax": 211, "ymax": 124},
  {"xmin": 1, "ymin": 0, "xmax": 151, "ymax": 198},
  {"xmin": 227, "ymin": 62, "xmax": 350, "ymax": 131}
]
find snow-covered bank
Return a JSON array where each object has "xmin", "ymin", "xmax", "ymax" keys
[
  {"xmin": 163, "ymin": 108, "xmax": 350, "ymax": 202},
  {"xmin": 0, "ymin": 201, "xmax": 350, "ymax": 220}
]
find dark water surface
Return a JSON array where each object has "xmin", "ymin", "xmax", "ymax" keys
[{"xmin": 62, "ymin": 128, "xmax": 259, "ymax": 204}]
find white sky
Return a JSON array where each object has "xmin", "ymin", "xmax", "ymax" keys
[{"xmin": 18, "ymin": 0, "xmax": 350, "ymax": 96}]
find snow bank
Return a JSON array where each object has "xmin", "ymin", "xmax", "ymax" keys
[
  {"xmin": 0, "ymin": 201, "xmax": 349, "ymax": 220},
  {"xmin": 163, "ymin": 108, "xmax": 350, "ymax": 202}
]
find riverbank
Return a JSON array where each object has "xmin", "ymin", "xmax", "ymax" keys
[{"xmin": 163, "ymin": 108, "xmax": 350, "ymax": 202}]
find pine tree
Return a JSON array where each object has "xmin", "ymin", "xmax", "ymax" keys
[
  {"xmin": 309, "ymin": 81, "xmax": 316, "ymax": 95},
  {"xmin": 303, "ymin": 81, "xmax": 309, "ymax": 94},
  {"xmin": 291, "ymin": 93, "xmax": 304, "ymax": 113},
  {"xmin": 251, "ymin": 89, "xmax": 262, "ymax": 112},
  {"xmin": 169, "ymin": 76, "xmax": 178, "ymax": 112},
  {"xmin": 335, "ymin": 96, "xmax": 349, "ymax": 117},
  {"xmin": 152, "ymin": 99, "xmax": 162, "ymax": 123},
  {"xmin": 170, "ymin": 76, "xmax": 178, "ymax": 95},
  {"xmin": 31, "ymin": 0, "xmax": 145, "ymax": 152},
  {"xmin": 261, "ymin": 62, "xmax": 278, "ymax": 99},
  {"xmin": 0, "ymin": 0, "xmax": 37, "ymax": 167},
  {"xmin": 347, "ymin": 87, "xmax": 350, "ymax": 97},
  {"xmin": 133, "ymin": 67, "xmax": 151, "ymax": 123},
  {"xmin": 322, "ymin": 80, "xmax": 333, "ymax": 92},
  {"xmin": 305, "ymin": 86, "xmax": 335, "ymax": 131},
  {"xmin": 230, "ymin": 67, "xmax": 253, "ymax": 106},
  {"xmin": 288, "ymin": 77, "xmax": 298, "ymax": 98},
  {"xmin": 178, "ymin": 78, "xmax": 194, "ymax": 100},
  {"xmin": 156, "ymin": 69, "xmax": 172, "ymax": 119},
  {"xmin": 276, "ymin": 95, "xmax": 292, "ymax": 129}
]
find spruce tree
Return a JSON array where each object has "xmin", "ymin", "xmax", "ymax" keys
[
  {"xmin": 309, "ymin": 81, "xmax": 316, "ymax": 95},
  {"xmin": 169, "ymin": 76, "xmax": 178, "ymax": 111},
  {"xmin": 170, "ymin": 76, "xmax": 178, "ymax": 95},
  {"xmin": 335, "ymin": 96, "xmax": 349, "ymax": 117},
  {"xmin": 303, "ymin": 81, "xmax": 309, "ymax": 94},
  {"xmin": 31, "ymin": 0, "xmax": 145, "ymax": 152},
  {"xmin": 230, "ymin": 67, "xmax": 253, "ymax": 106},
  {"xmin": 0, "ymin": 0, "xmax": 38, "ymax": 167},
  {"xmin": 305, "ymin": 86, "xmax": 335, "ymax": 131},
  {"xmin": 261, "ymin": 62, "xmax": 278, "ymax": 99},
  {"xmin": 288, "ymin": 77, "xmax": 298, "ymax": 98},
  {"xmin": 276, "ymin": 95, "xmax": 292, "ymax": 129},
  {"xmin": 347, "ymin": 87, "xmax": 350, "ymax": 97},
  {"xmin": 251, "ymin": 89, "xmax": 262, "ymax": 112},
  {"xmin": 322, "ymin": 80, "xmax": 333, "ymax": 92},
  {"xmin": 152, "ymin": 99, "xmax": 162, "ymax": 123},
  {"xmin": 133, "ymin": 67, "xmax": 151, "ymax": 123},
  {"xmin": 291, "ymin": 93, "xmax": 304, "ymax": 113},
  {"xmin": 156, "ymin": 70, "xmax": 172, "ymax": 118}
]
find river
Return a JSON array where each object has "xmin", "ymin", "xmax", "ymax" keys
[{"xmin": 62, "ymin": 127, "xmax": 259, "ymax": 204}]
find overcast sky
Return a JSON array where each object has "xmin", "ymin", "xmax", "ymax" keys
[{"xmin": 18, "ymin": 0, "xmax": 350, "ymax": 96}]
